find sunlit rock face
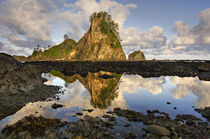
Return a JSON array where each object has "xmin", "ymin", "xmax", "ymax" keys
[
  {"xmin": 170, "ymin": 76, "xmax": 210, "ymax": 108},
  {"xmin": 67, "ymin": 12, "xmax": 126, "ymax": 60}
]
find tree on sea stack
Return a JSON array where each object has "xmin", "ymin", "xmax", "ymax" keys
[{"xmin": 64, "ymin": 34, "xmax": 68, "ymax": 40}]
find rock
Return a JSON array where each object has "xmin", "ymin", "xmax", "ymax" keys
[
  {"xmin": 171, "ymin": 131, "xmax": 178, "ymax": 138},
  {"xmin": 88, "ymin": 109, "xmax": 94, "ymax": 112},
  {"xmin": 76, "ymin": 112, "xmax": 83, "ymax": 116},
  {"xmin": 198, "ymin": 72, "xmax": 210, "ymax": 81},
  {"xmin": 116, "ymin": 132, "xmax": 120, "ymax": 137},
  {"xmin": 146, "ymin": 125, "xmax": 171, "ymax": 136},
  {"xmin": 26, "ymin": 12, "xmax": 126, "ymax": 61},
  {"xmin": 84, "ymin": 115, "xmax": 99, "ymax": 124},
  {"xmin": 70, "ymin": 12, "xmax": 126, "ymax": 61},
  {"xmin": 103, "ymin": 120, "xmax": 114, "ymax": 126},
  {"xmin": 125, "ymin": 132, "xmax": 137, "ymax": 139},
  {"xmin": 195, "ymin": 107, "xmax": 210, "ymax": 122},
  {"xmin": 128, "ymin": 50, "xmax": 145, "ymax": 61},
  {"xmin": 161, "ymin": 136, "xmax": 170, "ymax": 139},
  {"xmin": 103, "ymin": 114, "xmax": 111, "ymax": 118},
  {"xmin": 198, "ymin": 65, "xmax": 210, "ymax": 72},
  {"xmin": 25, "ymin": 133, "xmax": 32, "ymax": 139},
  {"xmin": 99, "ymin": 74, "xmax": 114, "ymax": 79},
  {"xmin": 47, "ymin": 132, "xmax": 58, "ymax": 139},
  {"xmin": 108, "ymin": 116, "xmax": 116, "ymax": 121},
  {"xmin": 176, "ymin": 114, "xmax": 201, "ymax": 121},
  {"xmin": 51, "ymin": 103, "xmax": 64, "ymax": 109},
  {"xmin": 124, "ymin": 123, "xmax": 131, "ymax": 127},
  {"xmin": 186, "ymin": 119, "xmax": 196, "ymax": 126},
  {"xmin": 0, "ymin": 53, "xmax": 60, "ymax": 120},
  {"xmin": 18, "ymin": 86, "xmax": 28, "ymax": 93}
]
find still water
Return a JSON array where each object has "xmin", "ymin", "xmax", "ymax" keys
[{"xmin": 0, "ymin": 71, "xmax": 210, "ymax": 130}]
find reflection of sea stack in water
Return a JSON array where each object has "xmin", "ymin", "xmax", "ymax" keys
[
  {"xmin": 50, "ymin": 70, "xmax": 122, "ymax": 109},
  {"xmin": 77, "ymin": 71, "xmax": 121, "ymax": 109}
]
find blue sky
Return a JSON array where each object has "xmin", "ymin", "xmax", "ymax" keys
[
  {"xmin": 123, "ymin": 0, "xmax": 210, "ymax": 39},
  {"xmin": 0, "ymin": 0, "xmax": 210, "ymax": 59}
]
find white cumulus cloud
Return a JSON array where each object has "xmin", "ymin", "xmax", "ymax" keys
[{"xmin": 169, "ymin": 8, "xmax": 210, "ymax": 54}]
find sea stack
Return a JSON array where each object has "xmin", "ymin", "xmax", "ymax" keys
[
  {"xmin": 67, "ymin": 11, "xmax": 126, "ymax": 60},
  {"xmin": 128, "ymin": 50, "xmax": 145, "ymax": 61}
]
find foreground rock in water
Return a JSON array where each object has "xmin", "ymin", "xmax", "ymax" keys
[
  {"xmin": 128, "ymin": 50, "xmax": 145, "ymax": 61},
  {"xmin": 0, "ymin": 53, "xmax": 60, "ymax": 120},
  {"xmin": 1, "ymin": 108, "xmax": 209, "ymax": 139},
  {"xmin": 146, "ymin": 125, "xmax": 170, "ymax": 136},
  {"xmin": 0, "ymin": 115, "xmax": 114, "ymax": 139},
  {"xmin": 114, "ymin": 108, "xmax": 210, "ymax": 138},
  {"xmin": 195, "ymin": 107, "xmax": 210, "ymax": 122}
]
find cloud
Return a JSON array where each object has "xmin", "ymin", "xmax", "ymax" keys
[
  {"xmin": 169, "ymin": 8, "xmax": 210, "ymax": 54},
  {"xmin": 0, "ymin": 0, "xmax": 54, "ymax": 41},
  {"xmin": 119, "ymin": 75, "xmax": 165, "ymax": 95},
  {"xmin": 121, "ymin": 26, "xmax": 166, "ymax": 49},
  {"xmin": 170, "ymin": 76, "xmax": 210, "ymax": 108},
  {"xmin": 0, "ymin": 0, "xmax": 60, "ymax": 55}
]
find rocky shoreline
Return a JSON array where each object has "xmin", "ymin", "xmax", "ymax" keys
[
  {"xmin": 0, "ymin": 108, "xmax": 209, "ymax": 139},
  {"xmin": 0, "ymin": 53, "xmax": 60, "ymax": 120},
  {"xmin": 25, "ymin": 60, "xmax": 210, "ymax": 81}
]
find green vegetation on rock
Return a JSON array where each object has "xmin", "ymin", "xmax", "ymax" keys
[
  {"xmin": 96, "ymin": 12, "xmax": 121, "ymax": 49},
  {"xmin": 99, "ymin": 73, "xmax": 121, "ymax": 108},
  {"xmin": 40, "ymin": 39, "xmax": 76, "ymax": 59},
  {"xmin": 50, "ymin": 70, "xmax": 77, "ymax": 83},
  {"xmin": 32, "ymin": 50, "xmax": 42, "ymax": 57}
]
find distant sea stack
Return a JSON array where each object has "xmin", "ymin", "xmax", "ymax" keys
[
  {"xmin": 128, "ymin": 50, "xmax": 145, "ymax": 61},
  {"xmin": 14, "ymin": 11, "xmax": 126, "ymax": 61}
]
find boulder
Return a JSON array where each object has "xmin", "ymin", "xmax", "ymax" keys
[{"xmin": 146, "ymin": 125, "xmax": 170, "ymax": 136}]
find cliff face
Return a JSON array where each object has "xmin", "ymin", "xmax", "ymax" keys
[
  {"xmin": 128, "ymin": 50, "xmax": 145, "ymax": 61},
  {"xmin": 66, "ymin": 13, "xmax": 126, "ymax": 60}
]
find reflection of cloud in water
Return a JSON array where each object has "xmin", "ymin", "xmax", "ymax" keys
[
  {"xmin": 119, "ymin": 75, "xmax": 165, "ymax": 95},
  {"xmin": 170, "ymin": 76, "xmax": 210, "ymax": 108}
]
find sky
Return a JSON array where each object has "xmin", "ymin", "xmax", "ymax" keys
[{"xmin": 0, "ymin": 0, "xmax": 210, "ymax": 60}]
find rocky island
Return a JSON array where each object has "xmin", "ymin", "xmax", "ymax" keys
[
  {"xmin": 128, "ymin": 50, "xmax": 145, "ymax": 61},
  {"xmin": 14, "ymin": 12, "xmax": 126, "ymax": 61}
]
